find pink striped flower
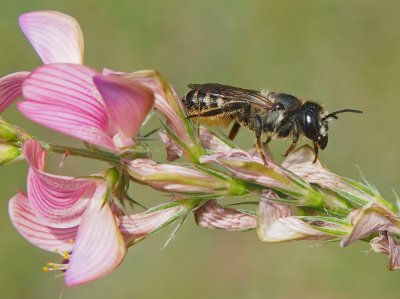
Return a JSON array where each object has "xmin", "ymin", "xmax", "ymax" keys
[
  {"xmin": 20, "ymin": 64, "xmax": 154, "ymax": 151},
  {"xmin": 194, "ymin": 199, "xmax": 256, "ymax": 231},
  {"xmin": 0, "ymin": 11, "xmax": 154, "ymax": 151},
  {"xmin": 9, "ymin": 140, "xmax": 190, "ymax": 286}
]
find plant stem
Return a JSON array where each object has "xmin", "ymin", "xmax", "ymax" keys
[{"xmin": 40, "ymin": 143, "xmax": 121, "ymax": 164}]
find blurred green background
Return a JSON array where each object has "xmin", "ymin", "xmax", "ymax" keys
[{"xmin": 1, "ymin": 0, "xmax": 400, "ymax": 298}]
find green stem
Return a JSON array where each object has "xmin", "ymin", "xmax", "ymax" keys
[{"xmin": 40, "ymin": 143, "xmax": 121, "ymax": 164}]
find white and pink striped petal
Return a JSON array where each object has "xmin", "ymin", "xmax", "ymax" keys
[
  {"xmin": 93, "ymin": 75, "xmax": 154, "ymax": 145},
  {"xmin": 24, "ymin": 139, "xmax": 96, "ymax": 228},
  {"xmin": 120, "ymin": 204, "xmax": 184, "ymax": 246},
  {"xmin": 194, "ymin": 199, "xmax": 256, "ymax": 231},
  {"xmin": 257, "ymin": 191, "xmax": 331, "ymax": 242},
  {"xmin": 19, "ymin": 64, "xmax": 116, "ymax": 151},
  {"xmin": 9, "ymin": 192, "xmax": 77, "ymax": 253},
  {"xmin": 122, "ymin": 71, "xmax": 190, "ymax": 142},
  {"xmin": 200, "ymin": 149, "xmax": 288, "ymax": 189},
  {"xmin": 65, "ymin": 185, "xmax": 126, "ymax": 286},
  {"xmin": 0, "ymin": 72, "xmax": 30, "ymax": 113},
  {"xmin": 19, "ymin": 11, "xmax": 84, "ymax": 64}
]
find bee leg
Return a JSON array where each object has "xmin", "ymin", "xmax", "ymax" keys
[
  {"xmin": 256, "ymin": 138, "xmax": 268, "ymax": 165},
  {"xmin": 187, "ymin": 108, "xmax": 224, "ymax": 118},
  {"xmin": 264, "ymin": 135, "xmax": 272, "ymax": 144},
  {"xmin": 254, "ymin": 116, "xmax": 268, "ymax": 165},
  {"xmin": 283, "ymin": 123, "xmax": 299, "ymax": 157},
  {"xmin": 228, "ymin": 122, "xmax": 241, "ymax": 140},
  {"xmin": 312, "ymin": 142, "xmax": 319, "ymax": 164}
]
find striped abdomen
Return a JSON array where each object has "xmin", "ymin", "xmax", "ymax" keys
[{"xmin": 182, "ymin": 90, "xmax": 226, "ymax": 114}]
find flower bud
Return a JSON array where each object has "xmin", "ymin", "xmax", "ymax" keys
[
  {"xmin": 127, "ymin": 158, "xmax": 238, "ymax": 195},
  {"xmin": 0, "ymin": 143, "xmax": 22, "ymax": 165},
  {"xmin": 0, "ymin": 118, "xmax": 20, "ymax": 141}
]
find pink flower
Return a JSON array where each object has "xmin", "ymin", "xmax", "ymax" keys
[
  {"xmin": 9, "ymin": 140, "xmax": 189, "ymax": 286},
  {"xmin": 9, "ymin": 139, "xmax": 123, "ymax": 286},
  {"xmin": 0, "ymin": 11, "xmax": 154, "ymax": 151},
  {"xmin": 20, "ymin": 64, "xmax": 154, "ymax": 151}
]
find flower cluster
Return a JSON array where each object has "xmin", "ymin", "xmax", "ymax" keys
[{"xmin": 1, "ymin": 10, "xmax": 400, "ymax": 288}]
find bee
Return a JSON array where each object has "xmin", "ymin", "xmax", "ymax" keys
[{"xmin": 182, "ymin": 83, "xmax": 362, "ymax": 164}]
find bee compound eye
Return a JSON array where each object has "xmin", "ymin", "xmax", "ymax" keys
[{"xmin": 304, "ymin": 110, "xmax": 319, "ymax": 141}]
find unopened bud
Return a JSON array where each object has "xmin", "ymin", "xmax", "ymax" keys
[
  {"xmin": 0, "ymin": 143, "xmax": 22, "ymax": 165},
  {"xmin": 0, "ymin": 118, "xmax": 20, "ymax": 141},
  {"xmin": 127, "ymin": 159, "xmax": 232, "ymax": 194},
  {"xmin": 104, "ymin": 167, "xmax": 119, "ymax": 186}
]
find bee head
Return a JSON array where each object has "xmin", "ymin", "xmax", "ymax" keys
[
  {"xmin": 301, "ymin": 102, "xmax": 363, "ymax": 150},
  {"xmin": 300, "ymin": 102, "xmax": 329, "ymax": 150}
]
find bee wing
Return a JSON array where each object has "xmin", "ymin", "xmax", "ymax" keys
[{"xmin": 188, "ymin": 83, "xmax": 274, "ymax": 109}]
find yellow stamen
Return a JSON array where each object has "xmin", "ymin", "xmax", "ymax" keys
[
  {"xmin": 42, "ymin": 262, "xmax": 68, "ymax": 272},
  {"xmin": 62, "ymin": 250, "xmax": 70, "ymax": 260}
]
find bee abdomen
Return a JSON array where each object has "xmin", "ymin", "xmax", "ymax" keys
[{"xmin": 182, "ymin": 90, "xmax": 225, "ymax": 113}]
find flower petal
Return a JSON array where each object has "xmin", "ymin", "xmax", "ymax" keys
[
  {"xmin": 340, "ymin": 203, "xmax": 396, "ymax": 247},
  {"xmin": 19, "ymin": 64, "xmax": 116, "ymax": 150},
  {"xmin": 370, "ymin": 231, "xmax": 390, "ymax": 255},
  {"xmin": 24, "ymin": 140, "xmax": 96, "ymax": 228},
  {"xmin": 158, "ymin": 131, "xmax": 182, "ymax": 161},
  {"xmin": 257, "ymin": 191, "xmax": 330, "ymax": 242},
  {"xmin": 65, "ymin": 185, "xmax": 126, "ymax": 286},
  {"xmin": 93, "ymin": 75, "xmax": 154, "ymax": 140},
  {"xmin": 0, "ymin": 71, "xmax": 29, "ymax": 112},
  {"xmin": 370, "ymin": 231, "xmax": 400, "ymax": 270},
  {"xmin": 200, "ymin": 149, "xmax": 288, "ymax": 189},
  {"xmin": 194, "ymin": 199, "xmax": 256, "ymax": 231},
  {"xmin": 19, "ymin": 11, "xmax": 84, "ymax": 64},
  {"xmin": 119, "ymin": 204, "xmax": 184, "ymax": 246},
  {"xmin": 199, "ymin": 127, "xmax": 233, "ymax": 152},
  {"xmin": 9, "ymin": 192, "xmax": 77, "ymax": 252},
  {"xmin": 282, "ymin": 145, "xmax": 351, "ymax": 190},
  {"xmin": 122, "ymin": 70, "xmax": 190, "ymax": 142}
]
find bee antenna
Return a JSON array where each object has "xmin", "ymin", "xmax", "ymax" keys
[{"xmin": 323, "ymin": 109, "xmax": 363, "ymax": 120}]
